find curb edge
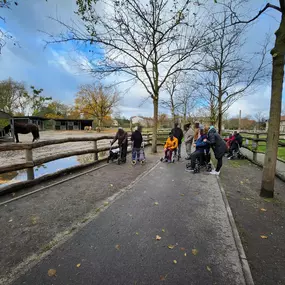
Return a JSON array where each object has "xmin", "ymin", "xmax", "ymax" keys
[{"xmin": 216, "ymin": 176, "xmax": 255, "ymax": 285}]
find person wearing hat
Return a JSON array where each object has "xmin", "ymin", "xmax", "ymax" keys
[
  {"xmin": 111, "ymin": 127, "xmax": 128, "ymax": 163},
  {"xmin": 163, "ymin": 132, "xmax": 178, "ymax": 162}
]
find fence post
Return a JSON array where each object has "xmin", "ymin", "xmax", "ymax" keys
[
  {"xmin": 252, "ymin": 134, "xmax": 259, "ymax": 162},
  {"xmin": 94, "ymin": 140, "xmax": 98, "ymax": 161},
  {"xmin": 25, "ymin": 148, "xmax": 34, "ymax": 180}
]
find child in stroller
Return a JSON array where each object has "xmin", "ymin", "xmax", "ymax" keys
[
  {"xmin": 186, "ymin": 128, "xmax": 212, "ymax": 173},
  {"xmin": 161, "ymin": 132, "xmax": 178, "ymax": 163}
]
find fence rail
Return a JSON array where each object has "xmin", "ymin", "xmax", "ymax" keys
[
  {"xmin": 224, "ymin": 131, "xmax": 285, "ymax": 163},
  {"xmin": 0, "ymin": 132, "xmax": 169, "ymax": 180}
]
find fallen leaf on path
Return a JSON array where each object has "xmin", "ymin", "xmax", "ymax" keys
[
  {"xmin": 240, "ymin": 181, "xmax": 244, "ymax": 184},
  {"xmin": 260, "ymin": 235, "xmax": 268, "ymax": 239},
  {"xmin": 136, "ymin": 232, "xmax": 139, "ymax": 235},
  {"xmin": 180, "ymin": 247, "xmax": 185, "ymax": 251},
  {"xmin": 192, "ymin": 249, "xmax": 198, "ymax": 256},
  {"xmin": 47, "ymin": 269, "xmax": 57, "ymax": 277},
  {"xmin": 31, "ymin": 216, "xmax": 38, "ymax": 225},
  {"xmin": 168, "ymin": 245, "xmax": 175, "ymax": 249},
  {"xmin": 104, "ymin": 202, "xmax": 109, "ymax": 206},
  {"xmin": 160, "ymin": 275, "xmax": 166, "ymax": 281},
  {"xmin": 173, "ymin": 260, "xmax": 177, "ymax": 264},
  {"xmin": 162, "ymin": 229, "xmax": 165, "ymax": 233},
  {"xmin": 156, "ymin": 235, "xmax": 162, "ymax": 241},
  {"xmin": 115, "ymin": 244, "xmax": 121, "ymax": 250},
  {"xmin": 184, "ymin": 253, "xmax": 187, "ymax": 257},
  {"xmin": 260, "ymin": 208, "xmax": 267, "ymax": 212},
  {"xmin": 8, "ymin": 219, "xmax": 13, "ymax": 223},
  {"xmin": 76, "ymin": 263, "xmax": 81, "ymax": 268},
  {"xmin": 180, "ymin": 194, "xmax": 185, "ymax": 196},
  {"xmin": 154, "ymin": 202, "xmax": 159, "ymax": 205},
  {"xmin": 206, "ymin": 266, "xmax": 212, "ymax": 273},
  {"xmin": 110, "ymin": 184, "xmax": 113, "ymax": 187}
]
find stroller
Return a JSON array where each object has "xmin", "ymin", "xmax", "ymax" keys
[{"xmin": 107, "ymin": 142, "xmax": 122, "ymax": 165}]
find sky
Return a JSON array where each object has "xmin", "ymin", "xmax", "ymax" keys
[{"xmin": 0, "ymin": 0, "xmax": 284, "ymax": 119}]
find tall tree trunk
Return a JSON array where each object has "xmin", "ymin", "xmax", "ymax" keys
[
  {"xmin": 218, "ymin": 97, "xmax": 222, "ymax": 134},
  {"xmin": 260, "ymin": 14, "xmax": 285, "ymax": 197},
  {"xmin": 152, "ymin": 96, "xmax": 158, "ymax": 153}
]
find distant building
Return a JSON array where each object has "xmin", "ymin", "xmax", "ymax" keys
[
  {"xmin": 13, "ymin": 116, "xmax": 49, "ymax": 131},
  {"xmin": 266, "ymin": 116, "xmax": 285, "ymax": 133},
  {"xmin": 52, "ymin": 119, "xmax": 93, "ymax": 131},
  {"xmin": 112, "ymin": 119, "xmax": 119, "ymax": 127},
  {"xmin": 130, "ymin": 116, "xmax": 154, "ymax": 127}
]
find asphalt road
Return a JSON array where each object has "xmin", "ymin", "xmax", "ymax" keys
[{"xmin": 12, "ymin": 156, "xmax": 246, "ymax": 285}]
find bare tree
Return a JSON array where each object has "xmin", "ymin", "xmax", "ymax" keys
[
  {"xmin": 221, "ymin": 0, "xmax": 285, "ymax": 197},
  {"xmin": 46, "ymin": 0, "xmax": 215, "ymax": 152},
  {"xmin": 160, "ymin": 72, "xmax": 182, "ymax": 124},
  {"xmin": 254, "ymin": 111, "xmax": 266, "ymax": 130},
  {"xmin": 198, "ymin": 4, "xmax": 269, "ymax": 134}
]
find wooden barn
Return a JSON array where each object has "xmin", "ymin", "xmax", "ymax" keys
[
  {"xmin": 52, "ymin": 119, "xmax": 93, "ymax": 131},
  {"xmin": 0, "ymin": 111, "xmax": 14, "ymax": 143},
  {"xmin": 13, "ymin": 116, "xmax": 49, "ymax": 131}
]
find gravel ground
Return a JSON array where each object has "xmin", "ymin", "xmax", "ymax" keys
[{"xmin": 0, "ymin": 148, "xmax": 161, "ymax": 283}]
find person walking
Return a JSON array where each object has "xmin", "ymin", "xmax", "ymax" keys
[
  {"xmin": 131, "ymin": 126, "xmax": 143, "ymax": 164},
  {"xmin": 171, "ymin": 123, "xmax": 183, "ymax": 159},
  {"xmin": 111, "ymin": 127, "xmax": 128, "ymax": 163},
  {"xmin": 207, "ymin": 126, "xmax": 227, "ymax": 175},
  {"xmin": 184, "ymin": 123, "xmax": 194, "ymax": 160}
]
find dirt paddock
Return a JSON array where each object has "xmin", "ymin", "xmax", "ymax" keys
[{"xmin": 0, "ymin": 130, "xmax": 117, "ymax": 167}]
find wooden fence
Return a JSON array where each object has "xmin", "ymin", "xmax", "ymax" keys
[
  {"xmin": 0, "ymin": 132, "xmax": 169, "ymax": 182},
  {"xmin": 224, "ymin": 131, "xmax": 285, "ymax": 163}
]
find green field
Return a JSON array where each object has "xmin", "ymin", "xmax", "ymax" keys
[{"xmin": 242, "ymin": 136, "xmax": 285, "ymax": 161}]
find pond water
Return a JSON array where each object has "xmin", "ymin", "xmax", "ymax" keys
[{"xmin": 0, "ymin": 152, "xmax": 107, "ymax": 189}]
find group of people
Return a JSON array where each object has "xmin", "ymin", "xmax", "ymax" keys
[
  {"xmin": 224, "ymin": 131, "xmax": 243, "ymax": 159},
  {"xmin": 111, "ymin": 122, "xmax": 241, "ymax": 176},
  {"xmin": 111, "ymin": 126, "xmax": 143, "ymax": 164},
  {"xmin": 163, "ymin": 122, "xmax": 227, "ymax": 175}
]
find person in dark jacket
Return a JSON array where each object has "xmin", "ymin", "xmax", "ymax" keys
[
  {"xmin": 228, "ymin": 131, "xmax": 243, "ymax": 159},
  {"xmin": 171, "ymin": 123, "xmax": 183, "ymax": 158},
  {"xmin": 207, "ymin": 126, "xmax": 227, "ymax": 175},
  {"xmin": 186, "ymin": 128, "xmax": 210, "ymax": 171},
  {"xmin": 111, "ymin": 127, "xmax": 128, "ymax": 163},
  {"xmin": 131, "ymin": 126, "xmax": 143, "ymax": 164}
]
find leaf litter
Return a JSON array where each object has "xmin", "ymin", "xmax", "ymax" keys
[
  {"xmin": 48, "ymin": 269, "xmax": 57, "ymax": 277},
  {"xmin": 192, "ymin": 249, "xmax": 198, "ymax": 256}
]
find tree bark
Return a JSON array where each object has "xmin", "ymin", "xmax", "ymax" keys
[
  {"xmin": 218, "ymin": 95, "xmax": 222, "ymax": 134},
  {"xmin": 152, "ymin": 97, "xmax": 159, "ymax": 153},
  {"xmin": 260, "ymin": 14, "xmax": 285, "ymax": 197}
]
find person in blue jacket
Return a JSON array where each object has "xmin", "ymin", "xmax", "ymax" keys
[{"xmin": 186, "ymin": 127, "xmax": 210, "ymax": 171}]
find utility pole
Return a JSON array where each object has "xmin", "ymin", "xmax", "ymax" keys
[{"xmin": 238, "ymin": 110, "xmax": 241, "ymax": 131}]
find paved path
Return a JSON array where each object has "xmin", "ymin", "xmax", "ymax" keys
[{"xmin": 12, "ymin": 157, "xmax": 247, "ymax": 285}]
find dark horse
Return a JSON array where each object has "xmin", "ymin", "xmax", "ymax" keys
[{"xmin": 4, "ymin": 122, "xmax": 40, "ymax": 143}]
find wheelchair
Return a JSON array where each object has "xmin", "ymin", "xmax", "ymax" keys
[
  {"xmin": 186, "ymin": 150, "xmax": 212, "ymax": 173},
  {"xmin": 229, "ymin": 143, "xmax": 245, "ymax": 160},
  {"xmin": 160, "ymin": 148, "xmax": 176, "ymax": 163}
]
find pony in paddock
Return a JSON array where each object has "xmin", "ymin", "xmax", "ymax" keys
[{"xmin": 4, "ymin": 122, "xmax": 40, "ymax": 143}]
